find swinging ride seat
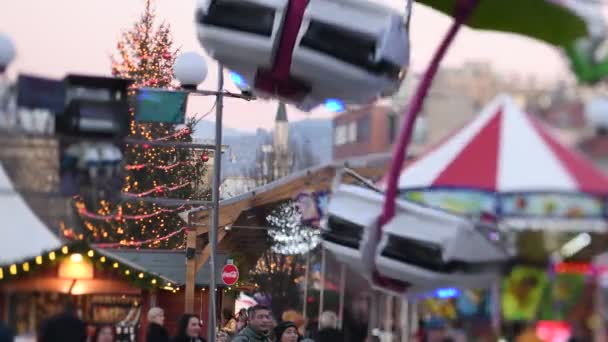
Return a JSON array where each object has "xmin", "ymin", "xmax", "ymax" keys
[
  {"xmin": 196, "ymin": 0, "xmax": 409, "ymax": 111},
  {"xmin": 322, "ymin": 180, "xmax": 513, "ymax": 297}
]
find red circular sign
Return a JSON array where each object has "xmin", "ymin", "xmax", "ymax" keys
[{"xmin": 222, "ymin": 264, "xmax": 239, "ymax": 286}]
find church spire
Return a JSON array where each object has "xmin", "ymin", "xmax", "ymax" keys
[
  {"xmin": 275, "ymin": 101, "xmax": 288, "ymax": 122},
  {"xmin": 273, "ymin": 101, "xmax": 290, "ymax": 178}
]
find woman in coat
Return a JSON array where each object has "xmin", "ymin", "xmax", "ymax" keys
[{"xmin": 172, "ymin": 314, "xmax": 207, "ymax": 342}]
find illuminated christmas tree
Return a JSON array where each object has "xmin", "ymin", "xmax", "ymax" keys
[
  {"xmin": 266, "ymin": 202, "xmax": 320, "ymax": 255},
  {"xmin": 71, "ymin": 0, "xmax": 208, "ymax": 248}
]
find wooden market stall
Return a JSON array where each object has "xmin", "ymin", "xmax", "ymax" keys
[
  {"xmin": 0, "ymin": 160, "xmax": 228, "ymax": 341},
  {"xmin": 183, "ymin": 153, "xmax": 390, "ymax": 312}
]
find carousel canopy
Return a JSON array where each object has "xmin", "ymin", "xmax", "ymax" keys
[
  {"xmin": 0, "ymin": 162, "xmax": 62, "ymax": 266},
  {"xmin": 398, "ymin": 94, "xmax": 608, "ymax": 194}
]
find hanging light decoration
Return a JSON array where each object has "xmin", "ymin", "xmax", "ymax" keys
[{"xmin": 266, "ymin": 202, "xmax": 320, "ymax": 255}]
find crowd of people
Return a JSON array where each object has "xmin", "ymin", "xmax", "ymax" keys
[
  {"xmin": 146, "ymin": 304, "xmax": 345, "ymax": 342},
  {"xmin": 210, "ymin": 306, "xmax": 344, "ymax": 342},
  {"xmin": 24, "ymin": 302, "xmax": 208, "ymax": 342},
  {"xmin": 0, "ymin": 300, "xmax": 345, "ymax": 342}
]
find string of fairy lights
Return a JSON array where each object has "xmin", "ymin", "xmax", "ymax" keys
[
  {"xmin": 0, "ymin": 242, "xmax": 257, "ymax": 295},
  {"xmin": 0, "ymin": 244, "xmax": 180, "ymax": 292},
  {"xmin": 125, "ymin": 159, "xmax": 206, "ymax": 171},
  {"xmin": 62, "ymin": 221, "xmax": 191, "ymax": 249},
  {"xmin": 76, "ymin": 203, "xmax": 187, "ymax": 221},
  {"xmin": 70, "ymin": 0, "xmax": 209, "ymax": 247},
  {"xmin": 124, "ymin": 181, "xmax": 192, "ymax": 198},
  {"xmin": 93, "ymin": 227, "xmax": 187, "ymax": 248},
  {"xmin": 0, "ymin": 243, "xmax": 259, "ymax": 293}
]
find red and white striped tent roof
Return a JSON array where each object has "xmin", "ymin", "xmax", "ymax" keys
[{"xmin": 398, "ymin": 95, "xmax": 608, "ymax": 194}]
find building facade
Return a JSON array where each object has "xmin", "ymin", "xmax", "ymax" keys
[
  {"xmin": 333, "ymin": 105, "xmax": 403, "ymax": 160},
  {"xmin": 332, "ymin": 62, "xmax": 542, "ymax": 161}
]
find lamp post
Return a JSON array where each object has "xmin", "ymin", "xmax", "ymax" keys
[
  {"xmin": 174, "ymin": 52, "xmax": 223, "ymax": 342},
  {"xmin": 174, "ymin": 52, "xmax": 208, "ymax": 91}
]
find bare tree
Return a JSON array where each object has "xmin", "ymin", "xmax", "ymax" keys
[
  {"xmin": 249, "ymin": 252, "xmax": 304, "ymax": 315},
  {"xmin": 243, "ymin": 138, "xmax": 318, "ymax": 187}
]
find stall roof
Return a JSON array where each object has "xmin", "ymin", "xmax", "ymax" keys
[
  {"xmin": 188, "ymin": 153, "xmax": 390, "ymax": 272},
  {"xmin": 191, "ymin": 152, "xmax": 390, "ymax": 236},
  {"xmin": 98, "ymin": 249, "xmax": 229, "ymax": 286},
  {"xmin": 0, "ymin": 162, "xmax": 62, "ymax": 266}
]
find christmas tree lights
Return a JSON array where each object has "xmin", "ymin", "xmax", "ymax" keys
[
  {"xmin": 266, "ymin": 202, "xmax": 320, "ymax": 255},
  {"xmin": 70, "ymin": 0, "xmax": 209, "ymax": 247}
]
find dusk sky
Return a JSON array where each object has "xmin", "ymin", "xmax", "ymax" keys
[{"xmin": 0, "ymin": 0, "xmax": 594, "ymax": 133}]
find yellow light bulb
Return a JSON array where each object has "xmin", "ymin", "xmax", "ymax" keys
[
  {"xmin": 138, "ymin": 273, "xmax": 144, "ymax": 279},
  {"xmin": 61, "ymin": 246, "xmax": 69, "ymax": 254},
  {"xmin": 70, "ymin": 254, "xmax": 83, "ymax": 263},
  {"xmin": 100, "ymin": 256, "xmax": 106, "ymax": 263},
  {"xmin": 35, "ymin": 256, "xmax": 43, "ymax": 265},
  {"xmin": 0, "ymin": 268, "xmax": 3, "ymax": 279},
  {"xmin": 125, "ymin": 269, "xmax": 130, "ymax": 275},
  {"xmin": 113, "ymin": 262, "xmax": 119, "ymax": 268},
  {"xmin": 49, "ymin": 252, "xmax": 56, "ymax": 261},
  {"xmin": 9, "ymin": 265, "xmax": 17, "ymax": 275},
  {"xmin": 151, "ymin": 279, "xmax": 157, "ymax": 284},
  {"xmin": 87, "ymin": 250, "xmax": 95, "ymax": 258},
  {"xmin": 22, "ymin": 262, "xmax": 30, "ymax": 272}
]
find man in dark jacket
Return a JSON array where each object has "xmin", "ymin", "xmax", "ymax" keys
[
  {"xmin": 317, "ymin": 311, "xmax": 344, "ymax": 342},
  {"xmin": 232, "ymin": 305, "xmax": 273, "ymax": 342},
  {"xmin": 39, "ymin": 301, "xmax": 87, "ymax": 342},
  {"xmin": 146, "ymin": 307, "xmax": 170, "ymax": 342}
]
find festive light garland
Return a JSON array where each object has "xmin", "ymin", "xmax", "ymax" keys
[
  {"xmin": 153, "ymin": 127, "xmax": 190, "ymax": 141},
  {"xmin": 0, "ymin": 243, "xmax": 178, "ymax": 291},
  {"xmin": 94, "ymin": 227, "xmax": 187, "ymax": 248},
  {"xmin": 125, "ymin": 159, "xmax": 201, "ymax": 171},
  {"xmin": 121, "ymin": 181, "xmax": 192, "ymax": 198},
  {"xmin": 72, "ymin": 0, "xmax": 210, "ymax": 247},
  {"xmin": 76, "ymin": 203, "xmax": 187, "ymax": 221},
  {"xmin": 62, "ymin": 221, "xmax": 188, "ymax": 249},
  {"xmin": 121, "ymin": 127, "xmax": 191, "ymax": 148}
]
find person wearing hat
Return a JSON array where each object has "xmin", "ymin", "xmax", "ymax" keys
[{"xmin": 274, "ymin": 322, "xmax": 299, "ymax": 342}]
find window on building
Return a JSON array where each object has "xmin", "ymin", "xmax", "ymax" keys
[
  {"xmin": 413, "ymin": 116, "xmax": 428, "ymax": 144},
  {"xmin": 348, "ymin": 121, "xmax": 357, "ymax": 143},
  {"xmin": 334, "ymin": 124, "xmax": 347, "ymax": 146},
  {"xmin": 356, "ymin": 117, "xmax": 370, "ymax": 142},
  {"xmin": 388, "ymin": 114, "xmax": 398, "ymax": 143}
]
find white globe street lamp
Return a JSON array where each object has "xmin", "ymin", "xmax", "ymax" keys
[
  {"xmin": 0, "ymin": 33, "xmax": 16, "ymax": 74},
  {"xmin": 174, "ymin": 52, "xmax": 207, "ymax": 90}
]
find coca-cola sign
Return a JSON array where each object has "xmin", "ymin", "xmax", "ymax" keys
[{"xmin": 222, "ymin": 263, "xmax": 239, "ymax": 286}]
